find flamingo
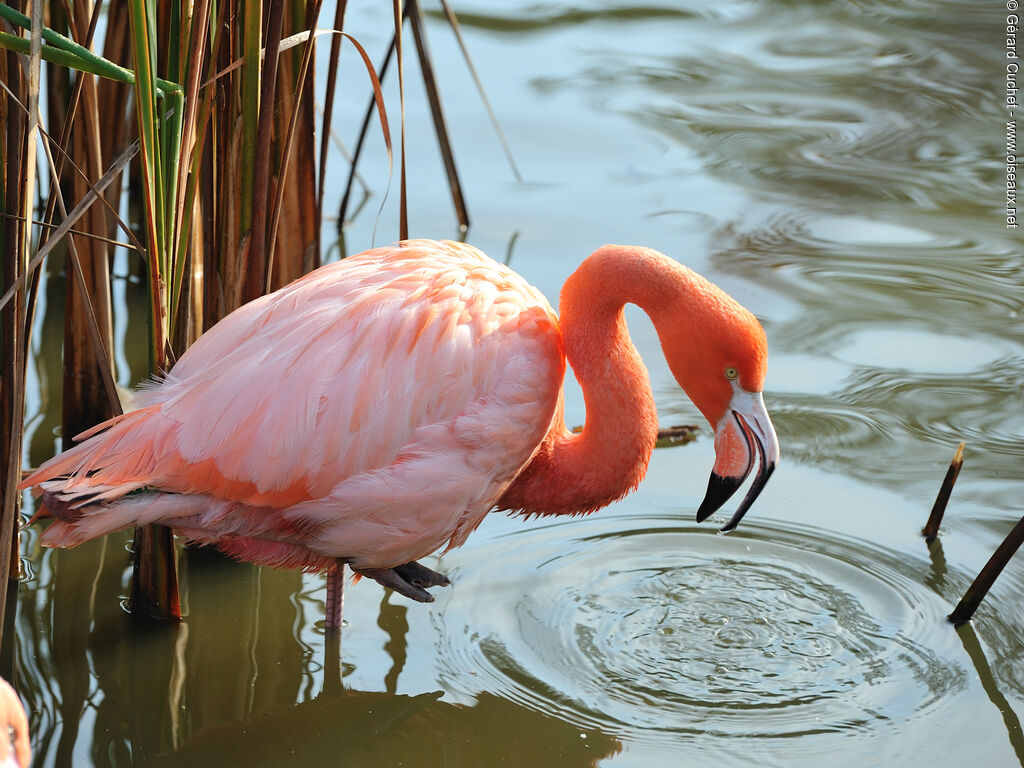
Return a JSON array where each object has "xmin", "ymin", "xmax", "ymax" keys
[
  {"xmin": 21, "ymin": 239, "xmax": 779, "ymax": 629},
  {"xmin": 0, "ymin": 678, "xmax": 30, "ymax": 768}
]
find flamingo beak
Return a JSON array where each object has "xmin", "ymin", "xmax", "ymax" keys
[{"xmin": 696, "ymin": 388, "xmax": 779, "ymax": 532}]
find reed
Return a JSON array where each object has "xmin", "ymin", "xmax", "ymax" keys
[
  {"xmin": 922, "ymin": 441, "xmax": 965, "ymax": 542},
  {"xmin": 918, "ymin": 442, "xmax": 1023, "ymax": 625},
  {"xmin": 0, "ymin": 0, "xmax": 38, "ymax": 661},
  {"xmin": 949, "ymin": 514, "xmax": 1024, "ymax": 626},
  {"xmin": 0, "ymin": 0, "xmax": 399, "ymax": 639}
]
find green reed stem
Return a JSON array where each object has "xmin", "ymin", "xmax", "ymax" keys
[
  {"xmin": 127, "ymin": 0, "xmax": 166, "ymax": 369},
  {"xmin": 0, "ymin": 3, "xmax": 181, "ymax": 94}
]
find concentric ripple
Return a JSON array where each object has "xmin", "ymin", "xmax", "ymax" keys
[{"xmin": 435, "ymin": 516, "xmax": 967, "ymax": 746}]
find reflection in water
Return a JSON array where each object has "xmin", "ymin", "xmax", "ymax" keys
[
  {"xmin": 19, "ymin": 542, "xmax": 312, "ymax": 765},
  {"xmin": 19, "ymin": 510, "xmax": 1024, "ymax": 766},
  {"xmin": 927, "ymin": 538, "xmax": 1024, "ymax": 763},
  {"xmin": 956, "ymin": 623, "xmax": 1024, "ymax": 765},
  {"xmin": 924, "ymin": 537, "xmax": 949, "ymax": 595},
  {"xmin": 146, "ymin": 689, "xmax": 619, "ymax": 767},
  {"xmin": 763, "ymin": 362, "xmax": 1024, "ymax": 498},
  {"xmin": 20, "ymin": 539, "xmax": 620, "ymax": 767},
  {"xmin": 178, "ymin": 548, "xmax": 307, "ymax": 729}
]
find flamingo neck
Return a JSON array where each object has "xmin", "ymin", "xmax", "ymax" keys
[{"xmin": 498, "ymin": 246, "xmax": 694, "ymax": 517}]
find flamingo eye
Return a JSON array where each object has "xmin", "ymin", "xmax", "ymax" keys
[{"xmin": 724, "ymin": 366, "xmax": 739, "ymax": 380}]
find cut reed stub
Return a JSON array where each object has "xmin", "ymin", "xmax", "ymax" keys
[
  {"xmin": 128, "ymin": 524, "xmax": 182, "ymax": 621},
  {"xmin": 570, "ymin": 424, "xmax": 699, "ymax": 448},
  {"xmin": 655, "ymin": 425, "xmax": 699, "ymax": 448},
  {"xmin": 949, "ymin": 513, "xmax": 1024, "ymax": 626},
  {"xmin": 922, "ymin": 441, "xmax": 965, "ymax": 542}
]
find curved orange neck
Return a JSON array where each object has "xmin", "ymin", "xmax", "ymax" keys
[{"xmin": 498, "ymin": 246, "xmax": 705, "ymax": 516}]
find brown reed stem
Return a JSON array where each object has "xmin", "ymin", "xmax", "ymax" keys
[
  {"xmin": 338, "ymin": 24, "xmax": 401, "ymax": 225},
  {"xmin": 922, "ymin": 441, "xmax": 964, "ymax": 542},
  {"xmin": 948, "ymin": 513, "xmax": 1024, "ymax": 625},
  {"xmin": 318, "ymin": 0, "xmax": 349, "ymax": 252},
  {"xmin": 246, "ymin": 0, "xmax": 285, "ymax": 303},
  {"xmin": 129, "ymin": 524, "xmax": 182, "ymax": 620},
  {"xmin": 408, "ymin": 0, "xmax": 468, "ymax": 231}
]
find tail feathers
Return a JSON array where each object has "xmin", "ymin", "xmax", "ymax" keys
[
  {"xmin": 34, "ymin": 490, "xmax": 85, "ymax": 523},
  {"xmin": 37, "ymin": 492, "xmax": 206, "ymax": 549},
  {"xmin": 72, "ymin": 411, "xmax": 139, "ymax": 442},
  {"xmin": 19, "ymin": 406, "xmax": 162, "ymax": 502},
  {"xmin": 35, "ymin": 480, "xmax": 148, "ymax": 516}
]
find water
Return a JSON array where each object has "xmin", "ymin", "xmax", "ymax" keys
[{"xmin": 16, "ymin": 0, "xmax": 1024, "ymax": 765}]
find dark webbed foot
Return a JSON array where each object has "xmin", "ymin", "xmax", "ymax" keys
[
  {"xmin": 394, "ymin": 560, "xmax": 450, "ymax": 589},
  {"xmin": 355, "ymin": 560, "xmax": 450, "ymax": 602}
]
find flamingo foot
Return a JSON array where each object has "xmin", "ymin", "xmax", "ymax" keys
[
  {"xmin": 355, "ymin": 560, "xmax": 450, "ymax": 602},
  {"xmin": 394, "ymin": 561, "xmax": 450, "ymax": 589}
]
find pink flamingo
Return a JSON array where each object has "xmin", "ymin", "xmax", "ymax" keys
[
  {"xmin": 21, "ymin": 239, "xmax": 779, "ymax": 628},
  {"xmin": 0, "ymin": 678, "xmax": 30, "ymax": 768}
]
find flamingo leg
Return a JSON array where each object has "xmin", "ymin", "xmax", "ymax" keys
[
  {"xmin": 325, "ymin": 562, "xmax": 345, "ymax": 631},
  {"xmin": 355, "ymin": 560, "xmax": 450, "ymax": 602}
]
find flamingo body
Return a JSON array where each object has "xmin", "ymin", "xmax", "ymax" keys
[
  {"xmin": 23, "ymin": 238, "xmax": 779, "ymax": 604},
  {"xmin": 28, "ymin": 241, "xmax": 564, "ymax": 571}
]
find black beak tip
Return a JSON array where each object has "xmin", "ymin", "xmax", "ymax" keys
[
  {"xmin": 696, "ymin": 472, "xmax": 744, "ymax": 525},
  {"xmin": 717, "ymin": 461, "xmax": 777, "ymax": 534},
  {"xmin": 695, "ymin": 459, "xmax": 777, "ymax": 532}
]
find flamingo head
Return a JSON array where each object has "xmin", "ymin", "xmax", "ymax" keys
[{"xmin": 660, "ymin": 283, "xmax": 780, "ymax": 532}]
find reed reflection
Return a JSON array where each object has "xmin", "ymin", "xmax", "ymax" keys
[
  {"xmin": 145, "ymin": 688, "xmax": 621, "ymax": 767},
  {"xmin": 25, "ymin": 549, "xmax": 620, "ymax": 767}
]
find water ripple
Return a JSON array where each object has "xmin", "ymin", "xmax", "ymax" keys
[
  {"xmin": 435, "ymin": 516, "xmax": 968, "ymax": 750},
  {"xmin": 518, "ymin": 0, "xmax": 1004, "ymax": 210},
  {"xmin": 765, "ymin": 360, "xmax": 1024, "ymax": 498},
  {"xmin": 445, "ymin": 0, "xmax": 752, "ymax": 33},
  {"xmin": 712, "ymin": 210, "xmax": 1024, "ymax": 326}
]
